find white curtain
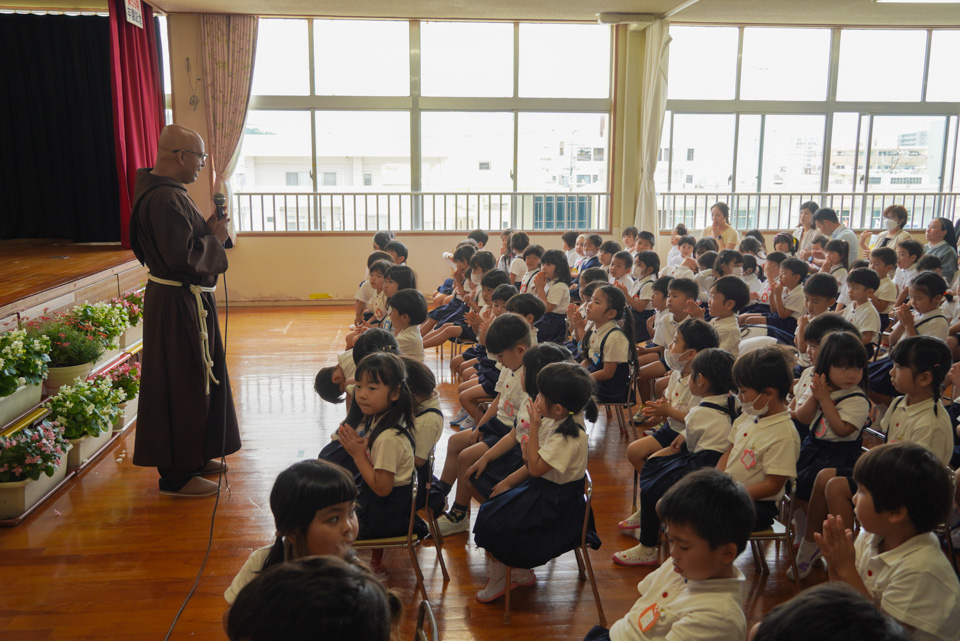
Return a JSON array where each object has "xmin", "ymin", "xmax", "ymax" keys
[{"xmin": 634, "ymin": 19, "xmax": 671, "ymax": 233}]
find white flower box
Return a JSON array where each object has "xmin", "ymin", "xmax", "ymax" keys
[
  {"xmin": 113, "ymin": 395, "xmax": 139, "ymax": 432},
  {"xmin": 67, "ymin": 427, "xmax": 114, "ymax": 469},
  {"xmin": 0, "ymin": 384, "xmax": 42, "ymax": 427},
  {"xmin": 120, "ymin": 323, "xmax": 143, "ymax": 350},
  {"xmin": 0, "ymin": 444, "xmax": 72, "ymax": 519}
]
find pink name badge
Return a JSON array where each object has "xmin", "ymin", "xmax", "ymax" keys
[
  {"xmin": 740, "ymin": 448, "xmax": 757, "ymax": 470},
  {"xmin": 638, "ymin": 603, "xmax": 660, "ymax": 632}
]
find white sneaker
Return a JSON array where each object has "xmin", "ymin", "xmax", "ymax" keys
[
  {"xmin": 612, "ymin": 543, "xmax": 659, "ymax": 567},
  {"xmin": 476, "ymin": 562, "xmax": 507, "ymax": 602},
  {"xmin": 786, "ymin": 547, "xmax": 822, "ymax": 581},
  {"xmin": 511, "ymin": 568, "xmax": 537, "ymax": 587},
  {"xmin": 436, "ymin": 512, "xmax": 470, "ymax": 536},
  {"xmin": 618, "ymin": 507, "xmax": 643, "ymax": 530},
  {"xmin": 458, "ymin": 416, "xmax": 477, "ymax": 431},
  {"xmin": 450, "ymin": 408, "xmax": 469, "ymax": 425}
]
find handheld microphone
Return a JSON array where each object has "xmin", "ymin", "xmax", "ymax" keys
[{"xmin": 213, "ymin": 193, "xmax": 233, "ymax": 249}]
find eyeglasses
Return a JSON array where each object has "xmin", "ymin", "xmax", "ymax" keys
[{"xmin": 171, "ymin": 148, "xmax": 208, "ymax": 162}]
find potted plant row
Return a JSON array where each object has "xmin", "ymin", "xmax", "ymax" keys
[
  {"xmin": 0, "ymin": 419, "xmax": 71, "ymax": 519},
  {"xmin": 105, "ymin": 362, "xmax": 141, "ymax": 432},
  {"xmin": 0, "ymin": 330, "xmax": 50, "ymax": 426},
  {"xmin": 115, "ymin": 290, "xmax": 144, "ymax": 349}
]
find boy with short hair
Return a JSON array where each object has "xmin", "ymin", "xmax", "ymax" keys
[
  {"xmin": 580, "ymin": 234, "xmax": 604, "ymax": 272},
  {"xmin": 354, "ymin": 250, "xmax": 393, "ymax": 325},
  {"xmin": 795, "ymin": 272, "xmax": 839, "ymax": 360},
  {"xmin": 842, "ymin": 267, "xmax": 881, "ymax": 351},
  {"xmin": 744, "ymin": 251, "xmax": 788, "ymax": 314},
  {"xmin": 818, "ymin": 442, "xmax": 960, "ymax": 641},
  {"xmin": 468, "ymin": 229, "xmax": 489, "ymax": 249},
  {"xmin": 741, "ymin": 257, "xmax": 809, "ymax": 338},
  {"xmin": 686, "ymin": 275, "xmax": 750, "ymax": 357},
  {"xmin": 609, "ymin": 250, "xmax": 635, "ymax": 290},
  {"xmin": 314, "ymin": 328, "xmax": 399, "ymax": 405},
  {"xmin": 518, "ymin": 244, "xmax": 543, "ymax": 293},
  {"xmin": 585, "ymin": 468, "xmax": 755, "ymax": 641},
  {"xmin": 599, "ymin": 240, "xmax": 621, "ymax": 274},
  {"xmin": 664, "ymin": 236, "xmax": 696, "ymax": 279},
  {"xmin": 917, "ymin": 253, "xmax": 942, "ymax": 274},
  {"xmin": 383, "ymin": 240, "xmax": 408, "ymax": 265},
  {"xmin": 635, "ymin": 277, "xmax": 698, "ymax": 404},
  {"xmin": 560, "ymin": 230, "xmax": 579, "ymax": 267},
  {"xmin": 869, "ymin": 246, "xmax": 899, "ymax": 328},
  {"xmin": 636, "ymin": 230, "xmax": 656, "ymax": 253},
  {"xmin": 694, "ymin": 251, "xmax": 718, "ymax": 302},
  {"xmin": 388, "ymin": 289, "xmax": 428, "ymax": 362},
  {"xmin": 893, "ymin": 239, "xmax": 923, "ymax": 306}
]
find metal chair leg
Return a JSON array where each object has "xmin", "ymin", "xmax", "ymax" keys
[
  {"xmin": 503, "ymin": 566, "xmax": 512, "ymax": 625},
  {"xmin": 409, "ymin": 544, "xmax": 428, "ymax": 601},
  {"xmin": 580, "ymin": 544, "xmax": 607, "ymax": 626}
]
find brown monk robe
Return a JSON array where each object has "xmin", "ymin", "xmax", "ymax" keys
[{"xmin": 129, "ymin": 125, "xmax": 240, "ymax": 497}]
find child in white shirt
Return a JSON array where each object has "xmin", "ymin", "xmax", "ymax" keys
[
  {"xmin": 740, "ymin": 257, "xmax": 809, "ymax": 339},
  {"xmin": 818, "ymin": 443, "xmax": 960, "ymax": 641},
  {"xmin": 841, "ymin": 267, "xmax": 882, "ymax": 354},
  {"xmin": 868, "ymin": 246, "xmax": 899, "ymax": 330},
  {"xmin": 591, "ymin": 468, "xmax": 752, "ymax": 641},
  {"xmin": 685, "ymin": 275, "xmax": 749, "ymax": 358},
  {"xmin": 388, "ymin": 289, "xmax": 427, "ymax": 362},
  {"xmin": 893, "ymin": 239, "xmax": 923, "ymax": 307}
]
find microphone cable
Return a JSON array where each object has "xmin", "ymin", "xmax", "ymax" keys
[{"xmin": 163, "ymin": 270, "xmax": 230, "ymax": 641}]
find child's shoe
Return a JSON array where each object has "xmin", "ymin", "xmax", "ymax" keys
[
  {"xmin": 617, "ymin": 507, "xmax": 643, "ymax": 530},
  {"xmin": 786, "ymin": 540, "xmax": 821, "ymax": 581},
  {"xmin": 436, "ymin": 510, "xmax": 470, "ymax": 536},
  {"xmin": 458, "ymin": 416, "xmax": 477, "ymax": 431},
  {"xmin": 612, "ymin": 543, "xmax": 659, "ymax": 567},
  {"xmin": 450, "ymin": 408, "xmax": 469, "ymax": 425}
]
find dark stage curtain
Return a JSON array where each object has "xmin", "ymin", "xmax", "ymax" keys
[
  {"xmin": 109, "ymin": 0, "xmax": 165, "ymax": 249},
  {"xmin": 0, "ymin": 14, "xmax": 121, "ymax": 242}
]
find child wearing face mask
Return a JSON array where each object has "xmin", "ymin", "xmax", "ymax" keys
[{"xmin": 718, "ymin": 346, "xmax": 801, "ymax": 531}]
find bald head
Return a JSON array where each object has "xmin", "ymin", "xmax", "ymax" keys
[{"xmin": 153, "ymin": 125, "xmax": 207, "ymax": 184}]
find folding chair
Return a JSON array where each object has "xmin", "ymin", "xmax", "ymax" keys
[
  {"xmin": 594, "ymin": 360, "xmax": 639, "ymax": 440},
  {"xmin": 747, "ymin": 481, "xmax": 801, "ymax": 591},
  {"xmin": 353, "ymin": 469, "xmax": 430, "ymax": 600},
  {"xmin": 502, "ymin": 471, "xmax": 605, "ymax": 626},
  {"xmin": 413, "ymin": 600, "xmax": 438, "ymax": 641}
]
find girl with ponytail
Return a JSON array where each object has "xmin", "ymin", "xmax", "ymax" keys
[{"xmin": 472, "ymin": 362, "xmax": 600, "ymax": 603}]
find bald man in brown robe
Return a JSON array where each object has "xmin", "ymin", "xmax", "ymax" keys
[{"xmin": 129, "ymin": 125, "xmax": 241, "ymax": 496}]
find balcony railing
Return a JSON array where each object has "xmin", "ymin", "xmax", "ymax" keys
[
  {"xmin": 233, "ymin": 191, "xmax": 610, "ymax": 233},
  {"xmin": 659, "ymin": 192, "xmax": 960, "ymax": 233}
]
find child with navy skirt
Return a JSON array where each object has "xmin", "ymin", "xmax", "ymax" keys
[
  {"xmin": 580, "ymin": 285, "xmax": 636, "ymax": 403},
  {"xmin": 337, "ymin": 352, "xmax": 427, "ymax": 546},
  {"xmin": 613, "ymin": 348, "xmax": 738, "ymax": 566},
  {"xmin": 473, "ymin": 362, "xmax": 601, "ymax": 602},
  {"xmin": 532, "ymin": 249, "xmax": 573, "ymax": 343},
  {"xmin": 621, "ymin": 250, "xmax": 659, "ymax": 343},
  {"xmin": 740, "ymin": 256, "xmax": 809, "ymax": 339}
]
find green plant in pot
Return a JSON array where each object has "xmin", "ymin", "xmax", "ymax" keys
[
  {"xmin": 27, "ymin": 319, "xmax": 104, "ymax": 368},
  {"xmin": 46, "ymin": 378, "xmax": 125, "ymax": 440},
  {"xmin": 0, "ymin": 329, "xmax": 50, "ymax": 398}
]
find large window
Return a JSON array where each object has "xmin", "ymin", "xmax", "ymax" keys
[
  {"xmin": 659, "ymin": 25, "xmax": 960, "ymax": 231},
  {"xmin": 234, "ymin": 19, "xmax": 612, "ymax": 232}
]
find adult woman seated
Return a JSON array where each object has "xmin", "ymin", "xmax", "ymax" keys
[
  {"xmin": 700, "ymin": 202, "xmax": 740, "ymax": 250},
  {"xmin": 859, "ymin": 204, "xmax": 911, "ymax": 255},
  {"xmin": 924, "ymin": 217, "xmax": 958, "ymax": 285},
  {"xmin": 793, "ymin": 200, "xmax": 818, "ymax": 253}
]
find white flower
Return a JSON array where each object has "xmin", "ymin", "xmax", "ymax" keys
[
  {"xmin": 85, "ymin": 404, "xmax": 95, "ymax": 415},
  {"xmin": 16, "ymin": 377, "xmax": 25, "ymax": 386}
]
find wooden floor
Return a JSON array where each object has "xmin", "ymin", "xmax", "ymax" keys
[
  {"xmin": 0, "ymin": 305, "xmax": 819, "ymax": 641},
  {"xmin": 0, "ymin": 240, "xmax": 136, "ymax": 310}
]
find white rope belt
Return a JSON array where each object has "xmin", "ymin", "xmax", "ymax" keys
[{"xmin": 147, "ymin": 274, "xmax": 219, "ymax": 394}]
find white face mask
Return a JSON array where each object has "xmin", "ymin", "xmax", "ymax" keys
[
  {"xmin": 470, "ymin": 272, "xmax": 482, "ymax": 285},
  {"xmin": 664, "ymin": 347, "xmax": 691, "ymax": 372},
  {"xmin": 885, "ymin": 218, "xmax": 899, "ymax": 231},
  {"xmin": 740, "ymin": 393, "xmax": 769, "ymax": 417},
  {"xmin": 584, "ymin": 248, "xmax": 597, "ymax": 258},
  {"xmin": 732, "ymin": 266, "xmax": 744, "ymax": 277}
]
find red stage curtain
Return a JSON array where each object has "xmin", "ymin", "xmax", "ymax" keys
[{"xmin": 108, "ymin": 0, "xmax": 165, "ymax": 249}]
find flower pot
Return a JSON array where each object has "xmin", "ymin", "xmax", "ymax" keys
[
  {"xmin": 44, "ymin": 363, "xmax": 95, "ymax": 396},
  {"xmin": 113, "ymin": 395, "xmax": 139, "ymax": 432},
  {"xmin": 67, "ymin": 427, "xmax": 113, "ymax": 469},
  {"xmin": 0, "ymin": 384, "xmax": 42, "ymax": 427},
  {"xmin": 0, "ymin": 444, "xmax": 72, "ymax": 519},
  {"xmin": 120, "ymin": 323, "xmax": 143, "ymax": 349}
]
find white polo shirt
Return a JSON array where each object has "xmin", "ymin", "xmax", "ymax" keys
[
  {"xmin": 808, "ymin": 387, "xmax": 870, "ymax": 442},
  {"xmin": 711, "ymin": 315, "xmax": 741, "ymax": 357},
  {"xmin": 355, "ymin": 279, "xmax": 375, "ymax": 303},
  {"xmin": 612, "ymin": 273, "xmax": 635, "ymax": 292},
  {"xmin": 792, "ymin": 366, "xmax": 815, "ymax": 410},
  {"xmin": 780, "ymin": 284, "xmax": 805, "ymax": 319},
  {"xmin": 395, "ymin": 325, "xmax": 424, "ymax": 362},
  {"xmin": 653, "ymin": 311, "xmax": 681, "ymax": 348},
  {"xmin": 726, "ymin": 410, "xmax": 800, "ymax": 502},
  {"xmin": 841, "ymin": 300, "xmax": 881, "ymax": 338},
  {"xmin": 509, "ymin": 255, "xmax": 527, "ymax": 283},
  {"xmin": 743, "ymin": 273, "xmax": 763, "ymax": 297},
  {"xmin": 588, "ymin": 320, "xmax": 631, "ymax": 366},
  {"xmin": 633, "ymin": 274, "xmax": 655, "ymax": 302},
  {"xmin": 914, "ymin": 308, "xmax": 948, "ymax": 341},
  {"xmin": 664, "ymin": 369, "xmax": 700, "ymax": 434},
  {"xmin": 519, "ymin": 267, "xmax": 539, "ymax": 293},
  {"xmin": 684, "ymin": 395, "xmax": 736, "ymax": 453},
  {"xmin": 494, "ymin": 365, "xmax": 526, "ymax": 426},
  {"xmin": 876, "ymin": 276, "xmax": 897, "ymax": 314},
  {"xmin": 544, "ymin": 280, "xmax": 571, "ymax": 312},
  {"xmin": 538, "ymin": 419, "xmax": 588, "ymax": 485},
  {"xmin": 368, "ymin": 290, "xmax": 388, "ymax": 321},
  {"xmin": 370, "ymin": 424, "xmax": 416, "ymax": 487},
  {"xmin": 608, "ymin": 557, "xmax": 746, "ymax": 641},
  {"xmin": 224, "ymin": 546, "xmax": 272, "ymax": 604},
  {"xmin": 412, "ymin": 393, "xmax": 444, "ymax": 461},
  {"xmin": 855, "ymin": 531, "xmax": 960, "ymax": 641},
  {"xmin": 829, "ymin": 265, "xmax": 848, "ymax": 289},
  {"xmin": 337, "ymin": 350, "xmax": 357, "ymax": 382},
  {"xmin": 880, "ymin": 396, "xmax": 954, "ymax": 464},
  {"xmin": 893, "ymin": 263, "xmax": 918, "ymax": 292}
]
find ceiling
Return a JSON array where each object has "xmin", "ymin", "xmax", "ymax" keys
[{"xmin": 4, "ymin": 0, "xmax": 960, "ymax": 26}]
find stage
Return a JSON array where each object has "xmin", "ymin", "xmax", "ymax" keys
[{"xmin": 0, "ymin": 239, "xmax": 146, "ymax": 329}]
